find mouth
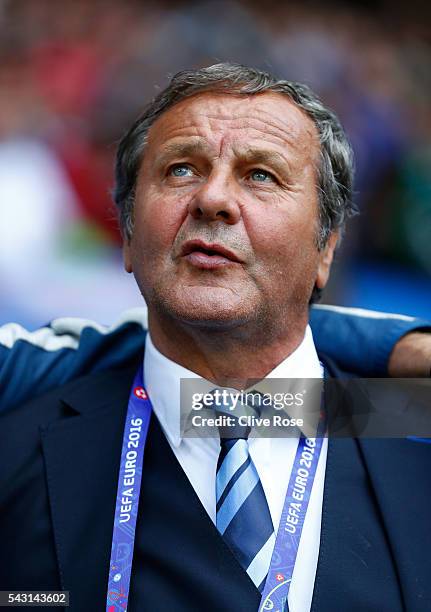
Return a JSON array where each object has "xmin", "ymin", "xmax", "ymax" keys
[{"xmin": 180, "ymin": 239, "xmax": 242, "ymax": 270}]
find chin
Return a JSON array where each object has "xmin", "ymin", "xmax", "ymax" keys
[{"xmin": 153, "ymin": 285, "xmax": 255, "ymax": 330}]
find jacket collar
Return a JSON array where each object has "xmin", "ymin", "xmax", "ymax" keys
[
  {"xmin": 146, "ymin": 326, "xmax": 322, "ymax": 447},
  {"xmin": 41, "ymin": 365, "xmax": 138, "ymax": 605}
]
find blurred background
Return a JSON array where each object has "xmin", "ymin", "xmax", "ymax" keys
[{"xmin": 0, "ymin": 0, "xmax": 430, "ymax": 328}]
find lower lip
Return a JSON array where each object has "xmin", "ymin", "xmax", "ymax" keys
[{"xmin": 184, "ymin": 251, "xmax": 238, "ymax": 270}]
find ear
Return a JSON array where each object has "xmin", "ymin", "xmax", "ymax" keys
[
  {"xmin": 122, "ymin": 240, "xmax": 133, "ymax": 273},
  {"xmin": 316, "ymin": 231, "xmax": 339, "ymax": 290}
]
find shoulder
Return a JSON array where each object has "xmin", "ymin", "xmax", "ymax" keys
[
  {"xmin": 0, "ymin": 363, "xmax": 139, "ymax": 498},
  {"xmin": 318, "ymin": 352, "xmax": 356, "ymax": 378},
  {"xmin": 0, "ymin": 308, "xmax": 148, "ymax": 412},
  {"xmin": 0, "ymin": 363, "xmax": 138, "ymax": 430}
]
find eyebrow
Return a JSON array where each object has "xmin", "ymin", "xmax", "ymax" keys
[
  {"xmin": 237, "ymin": 148, "xmax": 291, "ymax": 177},
  {"xmin": 154, "ymin": 141, "xmax": 291, "ymax": 176},
  {"xmin": 155, "ymin": 140, "xmax": 210, "ymax": 165}
]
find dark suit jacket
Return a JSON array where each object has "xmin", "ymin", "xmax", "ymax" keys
[{"xmin": 1, "ymin": 354, "xmax": 430, "ymax": 611}]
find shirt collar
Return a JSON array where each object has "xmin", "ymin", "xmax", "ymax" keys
[{"xmin": 143, "ymin": 325, "xmax": 323, "ymax": 447}]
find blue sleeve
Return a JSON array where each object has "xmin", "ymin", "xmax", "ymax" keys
[
  {"xmin": 310, "ymin": 305, "xmax": 431, "ymax": 375},
  {"xmin": 0, "ymin": 311, "xmax": 147, "ymax": 413},
  {"xmin": 1, "ymin": 305, "xmax": 430, "ymax": 413}
]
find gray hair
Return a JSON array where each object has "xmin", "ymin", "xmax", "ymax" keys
[{"xmin": 114, "ymin": 62, "xmax": 356, "ymax": 248}]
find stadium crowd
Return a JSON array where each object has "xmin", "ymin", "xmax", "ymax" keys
[{"xmin": 0, "ymin": 0, "xmax": 429, "ymax": 326}]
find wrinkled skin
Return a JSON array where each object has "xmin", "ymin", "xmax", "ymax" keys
[{"xmin": 123, "ymin": 92, "xmax": 338, "ymax": 380}]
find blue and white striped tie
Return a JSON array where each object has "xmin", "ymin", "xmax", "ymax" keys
[{"xmin": 216, "ymin": 418, "xmax": 275, "ymax": 591}]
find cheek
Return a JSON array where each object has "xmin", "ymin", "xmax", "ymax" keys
[
  {"xmin": 242, "ymin": 202, "xmax": 321, "ymax": 303},
  {"xmin": 133, "ymin": 186, "xmax": 187, "ymax": 255},
  {"xmin": 244, "ymin": 203, "xmax": 318, "ymax": 264}
]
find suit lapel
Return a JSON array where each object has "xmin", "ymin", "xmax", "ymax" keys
[
  {"xmin": 312, "ymin": 357, "xmax": 431, "ymax": 611},
  {"xmin": 310, "ymin": 438, "xmax": 404, "ymax": 612},
  {"xmin": 40, "ymin": 367, "xmax": 137, "ymax": 610},
  {"xmin": 309, "ymin": 438, "xmax": 372, "ymax": 611},
  {"xmin": 358, "ymin": 437, "xmax": 431, "ymax": 611}
]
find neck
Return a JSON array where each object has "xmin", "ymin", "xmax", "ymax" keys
[{"xmin": 147, "ymin": 309, "xmax": 308, "ymax": 389}]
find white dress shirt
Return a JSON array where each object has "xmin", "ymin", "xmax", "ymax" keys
[{"xmin": 144, "ymin": 326, "xmax": 327, "ymax": 612}]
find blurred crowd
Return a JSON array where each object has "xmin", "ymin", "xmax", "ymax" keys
[{"xmin": 0, "ymin": 0, "xmax": 430, "ymax": 327}]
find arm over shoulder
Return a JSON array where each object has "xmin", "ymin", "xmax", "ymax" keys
[
  {"xmin": 1, "ymin": 305, "xmax": 429, "ymax": 412},
  {"xmin": 0, "ymin": 309, "xmax": 147, "ymax": 413},
  {"xmin": 310, "ymin": 304, "xmax": 430, "ymax": 376}
]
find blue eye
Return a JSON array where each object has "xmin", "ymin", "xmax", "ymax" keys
[
  {"xmin": 170, "ymin": 165, "xmax": 192, "ymax": 177},
  {"xmin": 250, "ymin": 169, "xmax": 273, "ymax": 182}
]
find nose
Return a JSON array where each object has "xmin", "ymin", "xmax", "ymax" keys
[{"xmin": 188, "ymin": 171, "xmax": 241, "ymax": 225}]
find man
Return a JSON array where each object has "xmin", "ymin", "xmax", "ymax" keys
[{"xmin": 1, "ymin": 63, "xmax": 430, "ymax": 612}]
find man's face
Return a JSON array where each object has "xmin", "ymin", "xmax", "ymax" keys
[{"xmin": 124, "ymin": 92, "xmax": 337, "ymax": 332}]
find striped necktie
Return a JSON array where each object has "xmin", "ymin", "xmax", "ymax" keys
[{"xmin": 216, "ymin": 401, "xmax": 275, "ymax": 591}]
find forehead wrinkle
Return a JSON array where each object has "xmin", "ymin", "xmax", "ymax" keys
[
  {"xmin": 147, "ymin": 94, "xmax": 320, "ymax": 167},
  {"xmin": 171, "ymin": 96, "xmax": 316, "ymax": 143},
  {"xmin": 202, "ymin": 110, "xmax": 317, "ymax": 158}
]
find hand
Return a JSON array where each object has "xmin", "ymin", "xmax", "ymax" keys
[{"xmin": 388, "ymin": 332, "xmax": 431, "ymax": 377}]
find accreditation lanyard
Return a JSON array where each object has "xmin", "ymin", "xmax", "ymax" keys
[
  {"xmin": 258, "ymin": 427, "xmax": 325, "ymax": 612},
  {"xmin": 106, "ymin": 368, "xmax": 325, "ymax": 612},
  {"xmin": 106, "ymin": 368, "xmax": 151, "ymax": 612}
]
